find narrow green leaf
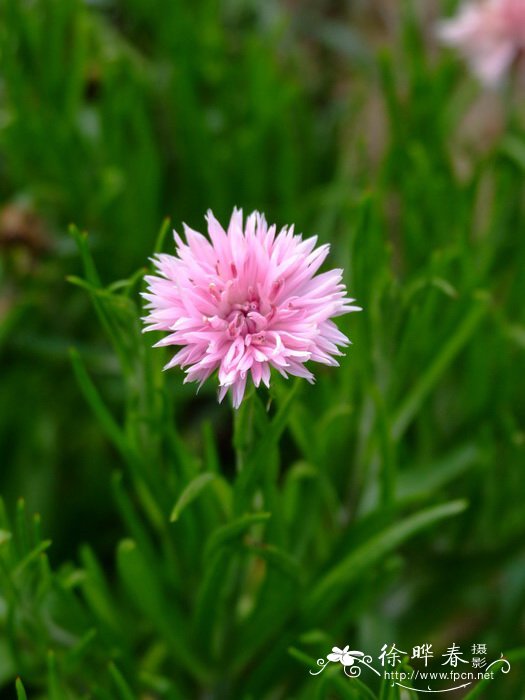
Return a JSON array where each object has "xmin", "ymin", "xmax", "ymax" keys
[
  {"xmin": 392, "ymin": 302, "xmax": 486, "ymax": 439},
  {"xmin": 116, "ymin": 539, "xmax": 165, "ymax": 623},
  {"xmin": 112, "ymin": 473, "xmax": 158, "ymax": 566},
  {"xmin": 363, "ymin": 444, "xmax": 479, "ymax": 507},
  {"xmin": 69, "ymin": 226, "xmax": 138, "ymax": 375},
  {"xmin": 15, "ymin": 499, "xmax": 29, "ymax": 556},
  {"xmin": 304, "ymin": 500, "xmax": 467, "ymax": 619},
  {"xmin": 335, "ymin": 673, "xmax": 377, "ymax": 700},
  {"xmin": 205, "ymin": 512, "xmax": 271, "ymax": 561},
  {"xmin": 288, "ymin": 646, "xmax": 319, "ymax": 669},
  {"xmin": 0, "ymin": 497, "xmax": 10, "ymax": 531},
  {"xmin": 32, "ymin": 512, "xmax": 42, "ymax": 549},
  {"xmin": 65, "ymin": 628, "xmax": 98, "ymax": 665},
  {"xmin": 108, "ymin": 662, "xmax": 135, "ymax": 700},
  {"xmin": 107, "ymin": 267, "xmax": 148, "ymax": 295},
  {"xmin": 500, "ymin": 135, "xmax": 525, "ymax": 172},
  {"xmin": 233, "ymin": 550, "xmax": 300, "ymax": 672},
  {"xmin": 37, "ymin": 553, "xmax": 53, "ymax": 595},
  {"xmin": 15, "ymin": 678, "xmax": 28, "ymax": 700},
  {"xmin": 170, "ymin": 473, "xmax": 216, "ymax": 522},
  {"xmin": 291, "ymin": 644, "xmax": 374, "ymax": 698},
  {"xmin": 194, "ymin": 549, "xmax": 234, "ymax": 646},
  {"xmin": 398, "ymin": 444, "xmax": 479, "ymax": 502},
  {"xmin": 234, "ymin": 381, "xmax": 300, "ymax": 512},
  {"xmin": 69, "ymin": 348, "xmax": 130, "ymax": 460},
  {"xmin": 202, "ymin": 420, "xmax": 220, "ymax": 473},
  {"xmin": 153, "ymin": 217, "xmax": 171, "ymax": 255},
  {"xmin": 210, "ymin": 476, "xmax": 233, "ymax": 520},
  {"xmin": 79, "ymin": 545, "xmax": 120, "ymax": 633},
  {"xmin": 314, "ymin": 667, "xmax": 369, "ymax": 700},
  {"xmin": 265, "ymin": 379, "xmax": 301, "ymax": 445},
  {"xmin": 47, "ymin": 651, "xmax": 67, "ymax": 700},
  {"xmin": 243, "ymin": 543, "xmax": 301, "ymax": 583},
  {"xmin": 117, "ymin": 539, "xmax": 209, "ymax": 682},
  {"xmin": 370, "ymin": 383, "xmax": 396, "ymax": 507},
  {"xmin": 13, "ymin": 540, "xmax": 52, "ymax": 577},
  {"xmin": 68, "ymin": 225, "xmax": 101, "ymax": 286}
]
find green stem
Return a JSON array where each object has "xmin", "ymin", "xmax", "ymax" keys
[{"xmin": 233, "ymin": 385, "xmax": 256, "ymax": 474}]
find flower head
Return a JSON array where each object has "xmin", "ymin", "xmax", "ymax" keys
[
  {"xmin": 143, "ymin": 209, "xmax": 360, "ymax": 408},
  {"xmin": 437, "ymin": 0, "xmax": 525, "ymax": 86}
]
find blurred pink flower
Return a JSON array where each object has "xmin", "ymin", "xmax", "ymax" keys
[
  {"xmin": 143, "ymin": 209, "xmax": 360, "ymax": 408},
  {"xmin": 437, "ymin": 0, "xmax": 525, "ymax": 86}
]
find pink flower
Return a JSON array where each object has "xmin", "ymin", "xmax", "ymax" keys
[
  {"xmin": 142, "ymin": 209, "xmax": 360, "ymax": 408},
  {"xmin": 437, "ymin": 0, "xmax": 525, "ymax": 86}
]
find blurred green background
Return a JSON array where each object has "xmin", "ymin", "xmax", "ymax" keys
[{"xmin": 1, "ymin": 0, "xmax": 524, "ymax": 698}]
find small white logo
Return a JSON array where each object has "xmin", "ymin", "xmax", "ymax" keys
[{"xmin": 310, "ymin": 646, "xmax": 381, "ymax": 678}]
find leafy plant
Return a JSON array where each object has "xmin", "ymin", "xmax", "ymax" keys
[{"xmin": 1, "ymin": 1, "xmax": 524, "ymax": 698}]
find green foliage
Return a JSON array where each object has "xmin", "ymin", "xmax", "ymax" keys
[{"xmin": 1, "ymin": 1, "xmax": 525, "ymax": 698}]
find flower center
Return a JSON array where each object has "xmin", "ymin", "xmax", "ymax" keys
[
  {"xmin": 205, "ymin": 278, "xmax": 279, "ymax": 345},
  {"xmin": 226, "ymin": 298, "xmax": 268, "ymax": 342}
]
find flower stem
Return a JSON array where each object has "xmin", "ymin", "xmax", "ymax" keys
[{"xmin": 233, "ymin": 384, "xmax": 256, "ymax": 474}]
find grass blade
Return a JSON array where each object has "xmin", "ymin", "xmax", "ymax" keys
[
  {"xmin": 170, "ymin": 473, "xmax": 216, "ymax": 522},
  {"xmin": 304, "ymin": 500, "xmax": 467, "ymax": 620},
  {"xmin": 392, "ymin": 302, "xmax": 486, "ymax": 439}
]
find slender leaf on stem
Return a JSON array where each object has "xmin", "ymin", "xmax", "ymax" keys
[
  {"xmin": 392, "ymin": 302, "xmax": 486, "ymax": 439},
  {"xmin": 304, "ymin": 500, "xmax": 467, "ymax": 620},
  {"xmin": 108, "ymin": 662, "xmax": 135, "ymax": 700},
  {"xmin": 204, "ymin": 512, "xmax": 271, "ymax": 561},
  {"xmin": 170, "ymin": 473, "xmax": 216, "ymax": 522},
  {"xmin": 15, "ymin": 678, "xmax": 28, "ymax": 700}
]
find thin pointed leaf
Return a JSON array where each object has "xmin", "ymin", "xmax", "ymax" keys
[
  {"xmin": 392, "ymin": 303, "xmax": 486, "ymax": 439},
  {"xmin": 304, "ymin": 500, "xmax": 467, "ymax": 620},
  {"xmin": 15, "ymin": 679, "xmax": 28, "ymax": 700},
  {"xmin": 205, "ymin": 512, "xmax": 271, "ymax": 561},
  {"xmin": 108, "ymin": 662, "xmax": 135, "ymax": 700},
  {"xmin": 170, "ymin": 473, "xmax": 216, "ymax": 522}
]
